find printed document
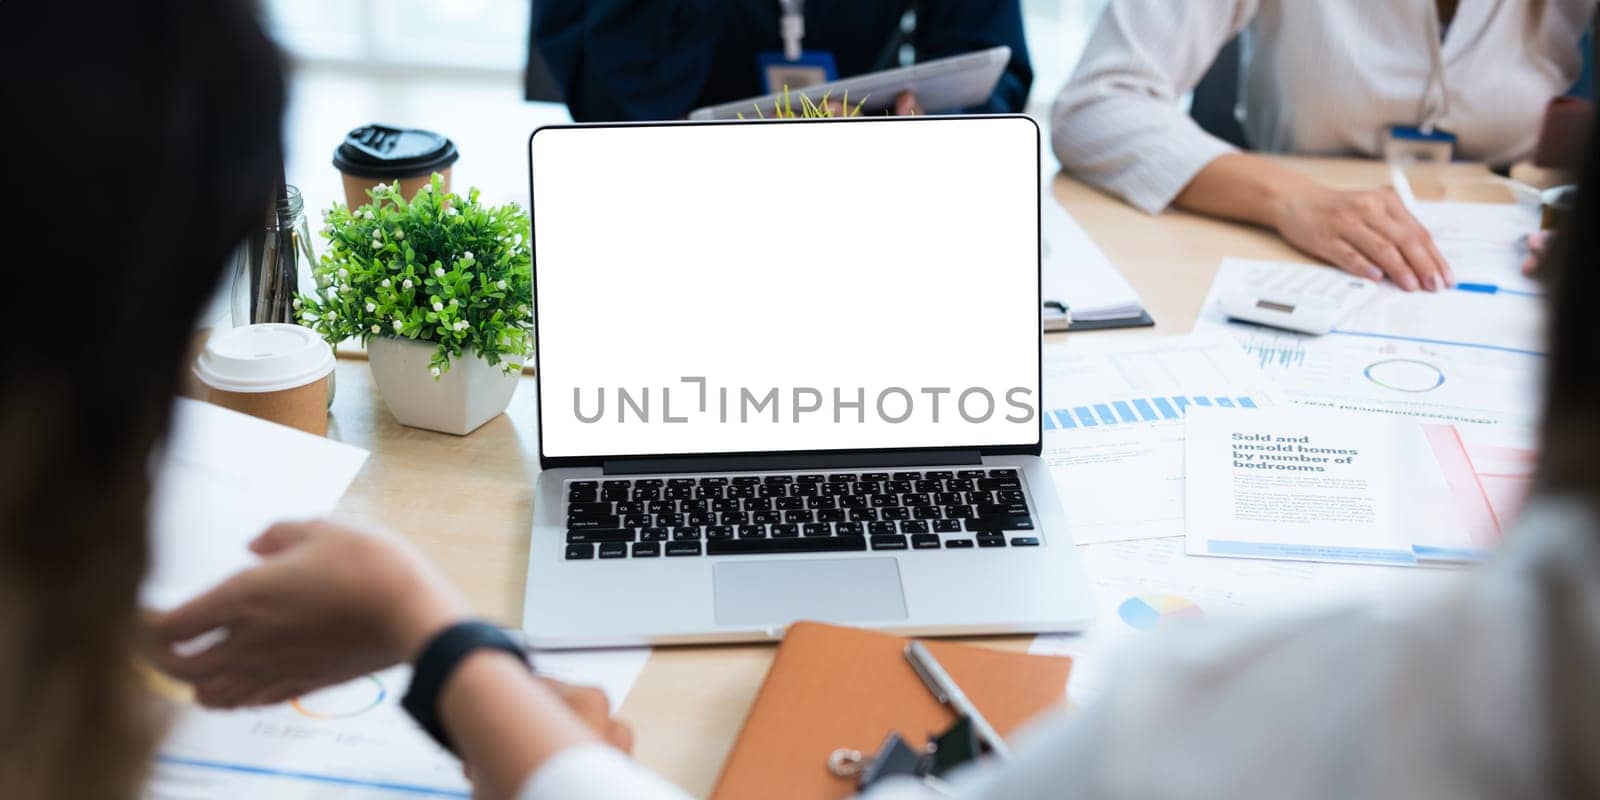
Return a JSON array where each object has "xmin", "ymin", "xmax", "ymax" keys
[
  {"xmin": 149, "ymin": 650, "xmax": 650, "ymax": 799},
  {"xmin": 1042, "ymin": 335, "xmax": 1280, "ymax": 544},
  {"xmin": 1184, "ymin": 407, "xmax": 1529, "ymax": 566},
  {"xmin": 1196, "ymin": 258, "xmax": 1544, "ymax": 433}
]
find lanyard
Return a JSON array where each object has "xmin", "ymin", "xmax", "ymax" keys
[
  {"xmin": 779, "ymin": 0, "xmax": 804, "ymax": 60},
  {"xmin": 1418, "ymin": 5, "xmax": 1450, "ymax": 133}
]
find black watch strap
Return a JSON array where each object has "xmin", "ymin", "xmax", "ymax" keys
[{"xmin": 401, "ymin": 620, "xmax": 530, "ymax": 753}]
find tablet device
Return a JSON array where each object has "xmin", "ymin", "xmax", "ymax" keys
[{"xmin": 688, "ymin": 46, "xmax": 1011, "ymax": 121}]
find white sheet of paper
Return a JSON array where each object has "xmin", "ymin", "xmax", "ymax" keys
[
  {"xmin": 1040, "ymin": 198, "xmax": 1144, "ymax": 321},
  {"xmin": 530, "ymin": 647, "xmax": 652, "ymax": 711},
  {"xmin": 1184, "ymin": 407, "xmax": 1508, "ymax": 566},
  {"xmin": 142, "ymin": 398, "xmax": 370, "ymax": 610},
  {"xmin": 148, "ymin": 649, "xmax": 648, "ymax": 799},
  {"xmin": 1042, "ymin": 335, "xmax": 1282, "ymax": 544},
  {"xmin": 150, "ymin": 666, "xmax": 469, "ymax": 799},
  {"xmin": 1411, "ymin": 200, "xmax": 1542, "ymax": 294}
]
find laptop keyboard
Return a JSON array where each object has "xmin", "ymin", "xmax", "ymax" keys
[{"xmin": 562, "ymin": 468, "xmax": 1039, "ymax": 560}]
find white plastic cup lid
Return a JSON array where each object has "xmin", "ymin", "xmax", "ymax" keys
[{"xmin": 194, "ymin": 323, "xmax": 336, "ymax": 393}]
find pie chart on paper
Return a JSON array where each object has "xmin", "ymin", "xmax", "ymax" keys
[
  {"xmin": 1117, "ymin": 593, "xmax": 1205, "ymax": 632},
  {"xmin": 291, "ymin": 674, "xmax": 388, "ymax": 720},
  {"xmin": 1363, "ymin": 358, "xmax": 1446, "ymax": 393}
]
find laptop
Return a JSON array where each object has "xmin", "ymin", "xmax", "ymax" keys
[{"xmin": 523, "ymin": 115, "xmax": 1094, "ymax": 648}]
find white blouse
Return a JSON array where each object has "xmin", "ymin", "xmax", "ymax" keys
[
  {"xmin": 517, "ymin": 497, "xmax": 1600, "ymax": 799},
  {"xmin": 1051, "ymin": 0, "xmax": 1596, "ymax": 213}
]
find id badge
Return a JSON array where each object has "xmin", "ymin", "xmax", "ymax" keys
[
  {"xmin": 758, "ymin": 50, "xmax": 837, "ymax": 94},
  {"xmin": 1380, "ymin": 125, "xmax": 1457, "ymax": 163}
]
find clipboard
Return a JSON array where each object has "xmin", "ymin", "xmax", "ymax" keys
[
  {"xmin": 689, "ymin": 46, "xmax": 1011, "ymax": 121},
  {"xmin": 1043, "ymin": 302, "xmax": 1155, "ymax": 332}
]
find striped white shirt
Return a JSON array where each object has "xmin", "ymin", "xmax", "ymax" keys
[{"xmin": 1051, "ymin": 0, "xmax": 1596, "ymax": 213}]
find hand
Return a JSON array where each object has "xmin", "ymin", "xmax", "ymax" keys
[
  {"xmin": 891, "ymin": 90, "xmax": 923, "ymax": 116},
  {"xmin": 144, "ymin": 520, "xmax": 470, "ymax": 709},
  {"xmin": 1521, "ymin": 230, "xmax": 1550, "ymax": 276},
  {"xmin": 537, "ymin": 678, "xmax": 634, "ymax": 753},
  {"xmin": 822, "ymin": 90, "xmax": 920, "ymax": 117},
  {"xmin": 1271, "ymin": 185, "xmax": 1454, "ymax": 292}
]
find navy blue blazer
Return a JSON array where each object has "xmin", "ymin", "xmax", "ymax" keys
[{"xmin": 534, "ymin": 0, "xmax": 1033, "ymax": 121}]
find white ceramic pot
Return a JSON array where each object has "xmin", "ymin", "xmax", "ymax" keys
[{"xmin": 367, "ymin": 337, "xmax": 519, "ymax": 435}]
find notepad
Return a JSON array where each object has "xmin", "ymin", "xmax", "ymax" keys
[{"xmin": 710, "ymin": 622, "xmax": 1071, "ymax": 800}]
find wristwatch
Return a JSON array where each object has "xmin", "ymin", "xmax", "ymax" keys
[{"xmin": 401, "ymin": 620, "xmax": 531, "ymax": 752}]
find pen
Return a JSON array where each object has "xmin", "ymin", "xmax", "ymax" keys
[
  {"xmin": 904, "ymin": 641, "xmax": 1012, "ymax": 761},
  {"xmin": 1389, "ymin": 165, "xmax": 1420, "ymax": 215},
  {"xmin": 1453, "ymin": 282, "xmax": 1541, "ymax": 298}
]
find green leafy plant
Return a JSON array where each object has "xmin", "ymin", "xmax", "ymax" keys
[
  {"xmin": 297, "ymin": 173, "xmax": 533, "ymax": 377},
  {"xmin": 739, "ymin": 86, "xmax": 866, "ymax": 119}
]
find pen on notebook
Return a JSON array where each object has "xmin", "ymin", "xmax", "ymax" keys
[{"xmin": 904, "ymin": 641, "xmax": 1012, "ymax": 761}]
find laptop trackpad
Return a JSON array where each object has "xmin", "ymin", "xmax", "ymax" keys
[{"xmin": 713, "ymin": 558, "xmax": 908, "ymax": 627}]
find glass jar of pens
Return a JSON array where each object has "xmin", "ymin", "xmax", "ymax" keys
[
  {"xmin": 232, "ymin": 184, "xmax": 316, "ymax": 326},
  {"xmin": 229, "ymin": 184, "xmax": 335, "ymax": 404}
]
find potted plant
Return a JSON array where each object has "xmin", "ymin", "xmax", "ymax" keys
[{"xmin": 297, "ymin": 174, "xmax": 533, "ymax": 435}]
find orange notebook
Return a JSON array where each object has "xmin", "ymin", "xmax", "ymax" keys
[{"xmin": 710, "ymin": 622, "xmax": 1071, "ymax": 799}]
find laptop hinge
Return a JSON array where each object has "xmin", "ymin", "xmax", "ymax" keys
[{"xmin": 602, "ymin": 449, "xmax": 983, "ymax": 476}]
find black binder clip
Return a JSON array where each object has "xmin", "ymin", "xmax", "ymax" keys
[{"xmin": 827, "ymin": 715, "xmax": 983, "ymax": 794}]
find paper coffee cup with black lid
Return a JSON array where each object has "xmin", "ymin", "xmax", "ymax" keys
[
  {"xmin": 194, "ymin": 324, "xmax": 336, "ymax": 436},
  {"xmin": 333, "ymin": 124, "xmax": 460, "ymax": 209}
]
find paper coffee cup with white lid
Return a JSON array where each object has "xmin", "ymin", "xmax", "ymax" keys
[{"xmin": 194, "ymin": 324, "xmax": 336, "ymax": 436}]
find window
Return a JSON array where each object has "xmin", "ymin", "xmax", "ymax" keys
[
  {"xmin": 263, "ymin": 0, "xmax": 1110, "ymax": 107},
  {"xmin": 264, "ymin": 0, "xmax": 531, "ymax": 73}
]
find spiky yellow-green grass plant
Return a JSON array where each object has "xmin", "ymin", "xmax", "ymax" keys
[{"xmin": 739, "ymin": 86, "xmax": 867, "ymax": 119}]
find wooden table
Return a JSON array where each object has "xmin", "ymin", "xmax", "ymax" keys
[{"xmin": 323, "ymin": 157, "xmax": 1504, "ymax": 797}]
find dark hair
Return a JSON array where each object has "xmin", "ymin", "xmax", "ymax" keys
[
  {"xmin": 1535, "ymin": 126, "xmax": 1600, "ymax": 498},
  {"xmin": 0, "ymin": 2, "xmax": 284, "ymax": 797}
]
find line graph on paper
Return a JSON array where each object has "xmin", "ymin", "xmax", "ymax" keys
[
  {"xmin": 1237, "ymin": 333, "xmax": 1309, "ymax": 371},
  {"xmin": 1221, "ymin": 324, "xmax": 1539, "ymax": 429},
  {"xmin": 1235, "ymin": 328, "xmax": 1312, "ymax": 371}
]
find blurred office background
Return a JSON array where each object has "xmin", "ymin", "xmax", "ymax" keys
[
  {"xmin": 263, "ymin": 0, "xmax": 1111, "ymax": 223},
  {"xmin": 264, "ymin": 0, "xmax": 1111, "ymax": 116}
]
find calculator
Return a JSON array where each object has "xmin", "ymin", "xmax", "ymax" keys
[{"xmin": 1220, "ymin": 261, "xmax": 1378, "ymax": 335}]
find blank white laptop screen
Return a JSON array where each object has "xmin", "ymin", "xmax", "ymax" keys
[{"xmin": 530, "ymin": 117, "xmax": 1040, "ymax": 460}]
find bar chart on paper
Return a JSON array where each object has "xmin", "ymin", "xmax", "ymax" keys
[
  {"xmin": 1043, "ymin": 395, "xmax": 1261, "ymax": 431},
  {"xmin": 1040, "ymin": 335, "xmax": 1280, "ymax": 544},
  {"xmin": 1238, "ymin": 334, "xmax": 1309, "ymax": 370}
]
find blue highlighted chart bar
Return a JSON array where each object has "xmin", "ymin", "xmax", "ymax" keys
[{"xmin": 1045, "ymin": 396, "xmax": 1260, "ymax": 429}]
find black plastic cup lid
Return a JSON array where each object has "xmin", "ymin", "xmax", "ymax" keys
[{"xmin": 333, "ymin": 124, "xmax": 459, "ymax": 179}]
